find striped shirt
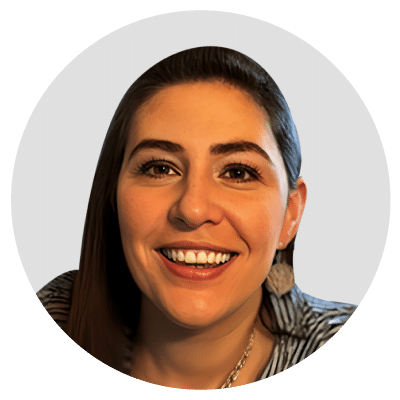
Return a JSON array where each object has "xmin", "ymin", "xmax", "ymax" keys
[{"xmin": 37, "ymin": 270, "xmax": 356, "ymax": 380}]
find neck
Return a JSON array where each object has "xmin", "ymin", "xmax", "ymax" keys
[{"xmin": 130, "ymin": 288, "xmax": 266, "ymax": 389}]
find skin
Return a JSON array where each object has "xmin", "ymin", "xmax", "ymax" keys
[{"xmin": 117, "ymin": 81, "xmax": 307, "ymax": 388}]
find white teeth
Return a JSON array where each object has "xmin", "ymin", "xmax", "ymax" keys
[
  {"xmin": 197, "ymin": 251, "xmax": 208, "ymax": 264},
  {"xmin": 177, "ymin": 250, "xmax": 185, "ymax": 262},
  {"xmin": 207, "ymin": 252, "xmax": 216, "ymax": 263},
  {"xmin": 184, "ymin": 251, "xmax": 196, "ymax": 264},
  {"xmin": 161, "ymin": 248, "xmax": 234, "ymax": 267}
]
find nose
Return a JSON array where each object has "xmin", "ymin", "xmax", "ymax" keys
[{"xmin": 168, "ymin": 175, "xmax": 224, "ymax": 231}]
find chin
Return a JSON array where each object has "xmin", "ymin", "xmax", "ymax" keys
[
  {"xmin": 170, "ymin": 316, "xmax": 222, "ymax": 331},
  {"xmin": 163, "ymin": 300, "xmax": 228, "ymax": 330}
]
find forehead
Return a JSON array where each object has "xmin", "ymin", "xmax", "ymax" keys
[{"xmin": 130, "ymin": 81, "xmax": 277, "ymax": 150}]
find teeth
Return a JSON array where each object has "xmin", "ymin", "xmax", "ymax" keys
[
  {"xmin": 161, "ymin": 248, "xmax": 233, "ymax": 267},
  {"xmin": 197, "ymin": 251, "xmax": 208, "ymax": 264},
  {"xmin": 177, "ymin": 250, "xmax": 185, "ymax": 262},
  {"xmin": 184, "ymin": 251, "xmax": 196, "ymax": 264}
]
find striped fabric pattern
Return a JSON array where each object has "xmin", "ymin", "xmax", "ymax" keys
[
  {"xmin": 37, "ymin": 270, "xmax": 356, "ymax": 380},
  {"xmin": 260, "ymin": 285, "xmax": 356, "ymax": 378},
  {"xmin": 36, "ymin": 270, "xmax": 77, "ymax": 330}
]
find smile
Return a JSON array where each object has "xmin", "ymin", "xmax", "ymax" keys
[{"xmin": 160, "ymin": 248, "xmax": 235, "ymax": 269}]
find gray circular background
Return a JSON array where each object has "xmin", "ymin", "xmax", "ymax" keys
[{"xmin": 12, "ymin": 11, "xmax": 390, "ymax": 306}]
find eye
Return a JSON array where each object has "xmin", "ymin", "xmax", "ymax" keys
[
  {"xmin": 148, "ymin": 164, "xmax": 175, "ymax": 175},
  {"xmin": 138, "ymin": 160, "xmax": 180, "ymax": 178},
  {"xmin": 220, "ymin": 163, "xmax": 260, "ymax": 182}
]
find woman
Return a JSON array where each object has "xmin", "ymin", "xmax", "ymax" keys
[{"xmin": 37, "ymin": 47, "xmax": 356, "ymax": 389}]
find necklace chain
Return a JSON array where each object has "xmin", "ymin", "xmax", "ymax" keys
[{"xmin": 220, "ymin": 328, "xmax": 255, "ymax": 389}]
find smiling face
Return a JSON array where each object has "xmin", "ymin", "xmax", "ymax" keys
[{"xmin": 117, "ymin": 81, "xmax": 302, "ymax": 329}]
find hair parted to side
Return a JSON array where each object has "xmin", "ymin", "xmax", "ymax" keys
[{"xmin": 66, "ymin": 47, "xmax": 302, "ymax": 373}]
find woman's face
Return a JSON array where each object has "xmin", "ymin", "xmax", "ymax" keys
[{"xmin": 117, "ymin": 81, "xmax": 297, "ymax": 329}]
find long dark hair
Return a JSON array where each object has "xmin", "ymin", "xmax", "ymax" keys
[{"xmin": 66, "ymin": 47, "xmax": 302, "ymax": 373}]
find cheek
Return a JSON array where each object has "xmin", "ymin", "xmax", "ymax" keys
[
  {"xmin": 116, "ymin": 184, "xmax": 168, "ymax": 291},
  {"xmin": 117, "ymin": 184, "xmax": 167, "ymax": 239},
  {"xmin": 227, "ymin": 191, "xmax": 286, "ymax": 253}
]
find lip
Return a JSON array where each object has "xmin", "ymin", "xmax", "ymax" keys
[
  {"xmin": 157, "ymin": 249, "xmax": 237, "ymax": 281},
  {"xmin": 158, "ymin": 240, "xmax": 235, "ymax": 253}
]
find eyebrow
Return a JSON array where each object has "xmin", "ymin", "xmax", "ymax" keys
[
  {"xmin": 128, "ymin": 139, "xmax": 185, "ymax": 161},
  {"xmin": 210, "ymin": 140, "xmax": 273, "ymax": 164},
  {"xmin": 128, "ymin": 139, "xmax": 273, "ymax": 164}
]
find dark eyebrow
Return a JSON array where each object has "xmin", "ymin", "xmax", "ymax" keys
[
  {"xmin": 210, "ymin": 140, "xmax": 273, "ymax": 164},
  {"xmin": 128, "ymin": 139, "xmax": 185, "ymax": 161},
  {"xmin": 128, "ymin": 139, "xmax": 273, "ymax": 165}
]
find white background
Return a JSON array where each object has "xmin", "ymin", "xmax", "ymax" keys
[{"xmin": 12, "ymin": 9, "xmax": 390, "ymax": 306}]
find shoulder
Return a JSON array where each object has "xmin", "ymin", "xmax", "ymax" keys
[
  {"xmin": 300, "ymin": 289, "xmax": 356, "ymax": 346},
  {"xmin": 260, "ymin": 285, "xmax": 357, "ymax": 378},
  {"xmin": 302, "ymin": 290, "xmax": 357, "ymax": 325},
  {"xmin": 270, "ymin": 285, "xmax": 357, "ymax": 338},
  {"xmin": 269, "ymin": 284, "xmax": 357, "ymax": 351},
  {"xmin": 36, "ymin": 270, "xmax": 78, "ymax": 329}
]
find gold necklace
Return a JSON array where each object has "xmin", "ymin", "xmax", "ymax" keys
[{"xmin": 220, "ymin": 328, "xmax": 255, "ymax": 389}]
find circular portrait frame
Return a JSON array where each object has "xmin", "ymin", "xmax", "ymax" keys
[{"xmin": 10, "ymin": 9, "xmax": 391, "ymax": 396}]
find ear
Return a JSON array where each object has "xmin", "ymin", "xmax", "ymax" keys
[{"xmin": 277, "ymin": 177, "xmax": 307, "ymax": 249}]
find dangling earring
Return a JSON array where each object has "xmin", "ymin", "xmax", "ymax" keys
[{"xmin": 265, "ymin": 243, "xmax": 295, "ymax": 297}]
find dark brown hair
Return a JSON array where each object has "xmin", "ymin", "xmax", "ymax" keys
[{"xmin": 66, "ymin": 47, "xmax": 302, "ymax": 373}]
